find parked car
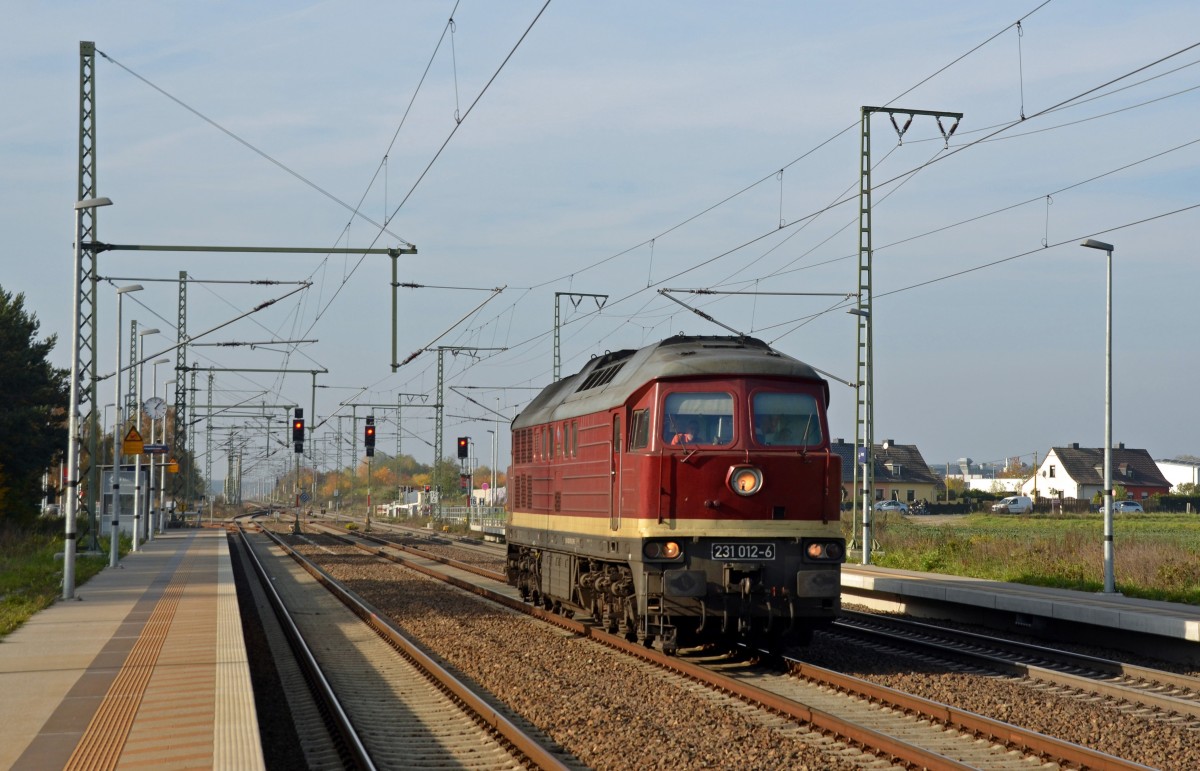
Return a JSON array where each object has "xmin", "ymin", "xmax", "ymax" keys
[
  {"xmin": 874, "ymin": 499, "xmax": 909, "ymax": 513},
  {"xmin": 1112, "ymin": 500, "xmax": 1144, "ymax": 513},
  {"xmin": 991, "ymin": 495, "xmax": 1034, "ymax": 514}
]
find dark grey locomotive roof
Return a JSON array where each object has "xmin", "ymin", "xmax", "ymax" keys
[{"xmin": 513, "ymin": 335, "xmax": 826, "ymax": 429}]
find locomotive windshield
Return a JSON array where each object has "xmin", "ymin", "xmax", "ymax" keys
[
  {"xmin": 662, "ymin": 392, "xmax": 734, "ymax": 446},
  {"xmin": 752, "ymin": 392, "xmax": 823, "ymax": 446}
]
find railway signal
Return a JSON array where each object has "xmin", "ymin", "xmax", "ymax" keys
[
  {"xmin": 292, "ymin": 408, "xmax": 304, "ymax": 453},
  {"xmin": 365, "ymin": 416, "xmax": 376, "ymax": 457},
  {"xmin": 457, "ymin": 436, "xmax": 469, "ymax": 459}
]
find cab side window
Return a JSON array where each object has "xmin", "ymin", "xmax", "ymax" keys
[{"xmin": 629, "ymin": 409, "xmax": 650, "ymax": 450}]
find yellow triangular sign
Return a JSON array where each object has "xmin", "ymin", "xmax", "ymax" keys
[{"xmin": 122, "ymin": 426, "xmax": 145, "ymax": 455}]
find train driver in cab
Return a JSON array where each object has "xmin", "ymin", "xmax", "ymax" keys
[{"xmin": 670, "ymin": 418, "xmax": 702, "ymax": 445}]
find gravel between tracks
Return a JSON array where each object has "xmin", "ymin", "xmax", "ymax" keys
[
  {"xmin": 798, "ymin": 629, "xmax": 1200, "ymax": 770},
  {"xmin": 289, "ymin": 534, "xmax": 1200, "ymax": 769},
  {"xmin": 290, "ymin": 540, "xmax": 863, "ymax": 771}
]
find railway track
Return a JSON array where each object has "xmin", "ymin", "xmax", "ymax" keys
[
  {"xmin": 284, "ymin": 520, "xmax": 1152, "ymax": 770},
  {"xmin": 234, "ymin": 522, "xmax": 570, "ymax": 770},
  {"xmin": 832, "ymin": 609, "xmax": 1200, "ymax": 728}
]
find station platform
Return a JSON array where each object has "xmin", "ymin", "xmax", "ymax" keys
[
  {"xmin": 0, "ymin": 529, "xmax": 264, "ymax": 770},
  {"xmin": 842, "ymin": 564, "xmax": 1200, "ymax": 663}
]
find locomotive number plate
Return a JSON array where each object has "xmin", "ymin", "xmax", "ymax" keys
[{"xmin": 711, "ymin": 542, "xmax": 775, "ymax": 560}]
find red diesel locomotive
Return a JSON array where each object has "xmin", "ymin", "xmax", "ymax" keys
[{"xmin": 505, "ymin": 335, "xmax": 844, "ymax": 653}]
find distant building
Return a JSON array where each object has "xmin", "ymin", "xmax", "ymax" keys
[
  {"xmin": 1021, "ymin": 443, "xmax": 1172, "ymax": 501},
  {"xmin": 965, "ymin": 477, "xmax": 1023, "ymax": 494},
  {"xmin": 830, "ymin": 439, "xmax": 942, "ymax": 504},
  {"xmin": 1155, "ymin": 459, "xmax": 1200, "ymax": 491}
]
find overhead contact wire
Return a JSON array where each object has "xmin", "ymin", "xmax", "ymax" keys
[{"xmin": 95, "ymin": 49, "xmax": 413, "ymax": 248}]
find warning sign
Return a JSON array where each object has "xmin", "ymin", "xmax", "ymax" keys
[{"xmin": 122, "ymin": 426, "xmax": 145, "ymax": 455}]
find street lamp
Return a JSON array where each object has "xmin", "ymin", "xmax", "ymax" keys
[
  {"xmin": 485, "ymin": 429, "xmax": 496, "ymax": 506},
  {"xmin": 147, "ymin": 356, "xmax": 170, "ymax": 541},
  {"xmin": 131, "ymin": 326, "xmax": 159, "ymax": 551},
  {"xmin": 110, "ymin": 284, "xmax": 143, "ymax": 568},
  {"xmin": 64, "ymin": 196, "xmax": 112, "ymax": 600},
  {"xmin": 1081, "ymin": 238, "xmax": 1116, "ymax": 594},
  {"xmin": 161, "ymin": 378, "xmax": 176, "ymax": 531}
]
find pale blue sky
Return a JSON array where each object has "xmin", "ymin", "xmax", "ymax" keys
[{"xmin": 3, "ymin": 1, "xmax": 1198, "ymax": 482}]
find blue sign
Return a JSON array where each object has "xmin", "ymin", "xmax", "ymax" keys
[
  {"xmin": 299, "ymin": 491, "xmax": 311, "ymax": 503},
  {"xmin": 857, "ymin": 447, "xmax": 868, "ymax": 464}
]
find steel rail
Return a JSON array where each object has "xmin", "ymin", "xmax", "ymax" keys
[
  {"xmin": 306, "ymin": 523, "xmax": 1151, "ymax": 770},
  {"xmin": 835, "ymin": 610, "xmax": 1200, "ymax": 720},
  {"xmin": 233, "ymin": 525, "xmax": 375, "ymax": 770},
  {"xmin": 257, "ymin": 526, "xmax": 570, "ymax": 771}
]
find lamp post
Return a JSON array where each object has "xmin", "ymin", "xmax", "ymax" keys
[
  {"xmin": 495, "ymin": 397, "xmax": 501, "ymax": 506},
  {"xmin": 64, "ymin": 196, "xmax": 112, "ymax": 599},
  {"xmin": 160, "ymin": 378, "xmax": 176, "ymax": 531},
  {"xmin": 1081, "ymin": 238, "xmax": 1116, "ymax": 594},
  {"xmin": 110, "ymin": 284, "xmax": 143, "ymax": 568},
  {"xmin": 131, "ymin": 326, "xmax": 159, "ymax": 552},
  {"xmin": 95, "ymin": 402, "xmax": 115, "ymax": 552},
  {"xmin": 485, "ymin": 429, "xmax": 496, "ymax": 507},
  {"xmin": 147, "ymin": 357, "xmax": 170, "ymax": 541}
]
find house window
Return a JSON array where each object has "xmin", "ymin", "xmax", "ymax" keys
[
  {"xmin": 1049, "ymin": 465, "xmax": 1056, "ymax": 478},
  {"xmin": 906, "ymin": 490, "xmax": 915, "ymax": 502}
]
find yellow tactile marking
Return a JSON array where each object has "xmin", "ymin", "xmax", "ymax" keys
[{"xmin": 63, "ymin": 561, "xmax": 193, "ymax": 771}]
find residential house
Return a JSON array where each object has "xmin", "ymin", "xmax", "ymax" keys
[
  {"xmin": 1155, "ymin": 458, "xmax": 1200, "ymax": 491},
  {"xmin": 829, "ymin": 439, "xmax": 942, "ymax": 505},
  {"xmin": 1021, "ymin": 443, "xmax": 1172, "ymax": 502}
]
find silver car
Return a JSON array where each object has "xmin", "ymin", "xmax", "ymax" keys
[{"xmin": 1112, "ymin": 500, "xmax": 1144, "ymax": 513}]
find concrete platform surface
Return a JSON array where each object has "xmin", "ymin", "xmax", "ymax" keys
[
  {"xmin": 0, "ymin": 529, "xmax": 264, "ymax": 770},
  {"xmin": 843, "ymin": 564, "xmax": 1200, "ymax": 643}
]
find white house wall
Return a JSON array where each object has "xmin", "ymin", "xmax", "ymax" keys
[
  {"xmin": 1156, "ymin": 460, "xmax": 1200, "ymax": 491},
  {"xmin": 966, "ymin": 478, "xmax": 1024, "ymax": 493},
  {"xmin": 1022, "ymin": 449, "xmax": 1087, "ymax": 499}
]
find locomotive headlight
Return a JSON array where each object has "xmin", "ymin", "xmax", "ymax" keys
[{"xmin": 728, "ymin": 466, "xmax": 763, "ymax": 496}]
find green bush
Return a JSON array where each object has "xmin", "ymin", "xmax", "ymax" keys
[{"xmin": 1, "ymin": 523, "xmax": 110, "ymax": 638}]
